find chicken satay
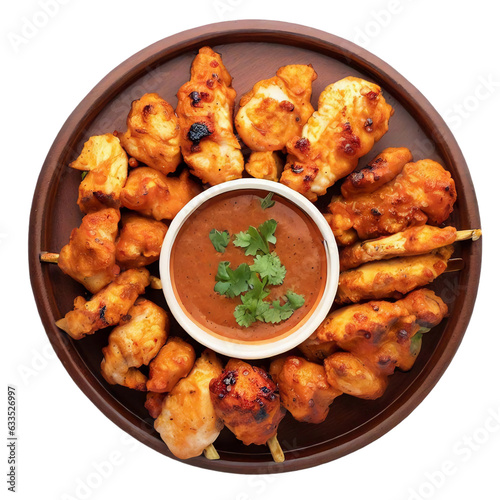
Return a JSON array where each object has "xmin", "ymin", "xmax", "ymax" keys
[
  {"xmin": 235, "ymin": 64, "xmax": 317, "ymax": 152},
  {"xmin": 297, "ymin": 331, "xmax": 338, "ymax": 364},
  {"xmin": 145, "ymin": 391, "xmax": 166, "ymax": 419},
  {"xmin": 146, "ymin": 337, "xmax": 196, "ymax": 393},
  {"xmin": 244, "ymin": 151, "xmax": 284, "ymax": 182},
  {"xmin": 100, "ymin": 299, "xmax": 169, "ymax": 391},
  {"xmin": 336, "ymin": 245, "xmax": 454, "ymax": 304},
  {"xmin": 55, "ymin": 268, "xmax": 150, "ymax": 340},
  {"xmin": 209, "ymin": 359, "xmax": 286, "ymax": 455},
  {"xmin": 154, "ymin": 350, "xmax": 223, "ymax": 460},
  {"xmin": 176, "ymin": 46, "xmax": 244, "ymax": 185},
  {"xmin": 116, "ymin": 93, "xmax": 181, "ymax": 175},
  {"xmin": 280, "ymin": 77, "xmax": 393, "ymax": 200},
  {"xmin": 270, "ymin": 356, "xmax": 341, "ymax": 424},
  {"xmin": 341, "ymin": 147, "xmax": 412, "ymax": 198},
  {"xmin": 70, "ymin": 134, "xmax": 128, "ymax": 213},
  {"xmin": 120, "ymin": 167, "xmax": 201, "ymax": 221},
  {"xmin": 58, "ymin": 208, "xmax": 120, "ymax": 293},
  {"xmin": 115, "ymin": 213, "xmax": 168, "ymax": 269},
  {"xmin": 326, "ymin": 158, "xmax": 457, "ymax": 246}
]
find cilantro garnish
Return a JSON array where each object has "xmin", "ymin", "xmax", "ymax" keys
[
  {"xmin": 259, "ymin": 192, "xmax": 275, "ymax": 209},
  {"xmin": 250, "ymin": 252, "xmax": 286, "ymax": 285},
  {"xmin": 214, "ymin": 262, "xmax": 251, "ymax": 298},
  {"xmin": 234, "ymin": 219, "xmax": 277, "ymax": 256},
  {"xmin": 81, "ymin": 171, "xmax": 88, "ymax": 180},
  {"xmin": 209, "ymin": 229, "xmax": 230, "ymax": 253}
]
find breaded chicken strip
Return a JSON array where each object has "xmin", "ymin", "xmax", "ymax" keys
[
  {"xmin": 280, "ymin": 77, "xmax": 393, "ymax": 200},
  {"xmin": 120, "ymin": 168, "xmax": 201, "ymax": 220},
  {"xmin": 154, "ymin": 350, "xmax": 223, "ymax": 460},
  {"xmin": 176, "ymin": 47, "xmax": 244, "ymax": 185},
  {"xmin": 101, "ymin": 299, "xmax": 169, "ymax": 391},
  {"xmin": 70, "ymin": 134, "xmax": 128, "ymax": 213},
  {"xmin": 116, "ymin": 93, "xmax": 181, "ymax": 175},
  {"xmin": 58, "ymin": 208, "xmax": 120, "ymax": 293}
]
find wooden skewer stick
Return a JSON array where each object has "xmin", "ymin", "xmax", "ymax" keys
[
  {"xmin": 40, "ymin": 252, "xmax": 60, "ymax": 263},
  {"xmin": 267, "ymin": 434, "xmax": 285, "ymax": 463},
  {"xmin": 149, "ymin": 276, "xmax": 162, "ymax": 290},
  {"xmin": 456, "ymin": 229, "xmax": 482, "ymax": 242},
  {"xmin": 203, "ymin": 444, "xmax": 220, "ymax": 460}
]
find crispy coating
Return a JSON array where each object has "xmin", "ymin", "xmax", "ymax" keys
[
  {"xmin": 145, "ymin": 391, "xmax": 166, "ymax": 419},
  {"xmin": 280, "ymin": 77, "xmax": 393, "ymax": 200},
  {"xmin": 100, "ymin": 299, "xmax": 169, "ymax": 391},
  {"xmin": 154, "ymin": 350, "xmax": 223, "ymax": 460},
  {"xmin": 336, "ymin": 245, "xmax": 454, "ymax": 304},
  {"xmin": 116, "ymin": 93, "xmax": 181, "ymax": 175},
  {"xmin": 341, "ymin": 147, "xmax": 412, "ymax": 198},
  {"xmin": 209, "ymin": 359, "xmax": 286, "ymax": 446},
  {"xmin": 58, "ymin": 208, "xmax": 120, "ymax": 293},
  {"xmin": 176, "ymin": 46, "xmax": 244, "ymax": 185},
  {"xmin": 244, "ymin": 151, "xmax": 284, "ymax": 181},
  {"xmin": 235, "ymin": 64, "xmax": 317, "ymax": 151},
  {"xmin": 70, "ymin": 134, "xmax": 128, "ymax": 213},
  {"xmin": 298, "ymin": 331, "xmax": 338, "ymax": 363},
  {"xmin": 326, "ymin": 158, "xmax": 457, "ymax": 245},
  {"xmin": 270, "ymin": 356, "xmax": 341, "ymax": 423},
  {"xmin": 339, "ymin": 225, "xmax": 458, "ymax": 271},
  {"xmin": 120, "ymin": 168, "xmax": 201, "ymax": 220},
  {"xmin": 146, "ymin": 337, "xmax": 196, "ymax": 393},
  {"xmin": 115, "ymin": 213, "xmax": 168, "ymax": 269},
  {"xmin": 55, "ymin": 268, "xmax": 150, "ymax": 340}
]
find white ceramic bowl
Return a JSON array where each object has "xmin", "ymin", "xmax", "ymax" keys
[{"xmin": 159, "ymin": 179, "xmax": 339, "ymax": 359}]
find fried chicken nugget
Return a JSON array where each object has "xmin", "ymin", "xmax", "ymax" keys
[
  {"xmin": 120, "ymin": 167, "xmax": 201, "ymax": 221},
  {"xmin": 145, "ymin": 392, "xmax": 166, "ymax": 419},
  {"xmin": 176, "ymin": 46, "xmax": 244, "ymax": 185},
  {"xmin": 55, "ymin": 268, "xmax": 150, "ymax": 340},
  {"xmin": 115, "ymin": 213, "xmax": 168, "ymax": 269},
  {"xmin": 244, "ymin": 151, "xmax": 284, "ymax": 182},
  {"xmin": 116, "ymin": 93, "xmax": 181, "ymax": 175},
  {"xmin": 146, "ymin": 337, "xmax": 196, "ymax": 393},
  {"xmin": 101, "ymin": 299, "xmax": 169, "ymax": 391},
  {"xmin": 70, "ymin": 134, "xmax": 128, "ymax": 213},
  {"xmin": 280, "ymin": 77, "xmax": 393, "ymax": 200},
  {"xmin": 58, "ymin": 208, "xmax": 120, "ymax": 293},
  {"xmin": 154, "ymin": 350, "xmax": 223, "ymax": 460},
  {"xmin": 270, "ymin": 356, "xmax": 341, "ymax": 424},
  {"xmin": 235, "ymin": 64, "xmax": 317, "ymax": 152}
]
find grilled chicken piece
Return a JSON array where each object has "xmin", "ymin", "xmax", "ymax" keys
[
  {"xmin": 145, "ymin": 392, "xmax": 166, "ymax": 419},
  {"xmin": 70, "ymin": 134, "xmax": 128, "ymax": 213},
  {"xmin": 280, "ymin": 77, "xmax": 393, "ymax": 200},
  {"xmin": 58, "ymin": 208, "xmax": 120, "ymax": 293},
  {"xmin": 244, "ymin": 151, "xmax": 284, "ymax": 182},
  {"xmin": 55, "ymin": 268, "xmax": 150, "ymax": 339},
  {"xmin": 235, "ymin": 64, "xmax": 317, "ymax": 152},
  {"xmin": 298, "ymin": 331, "xmax": 338, "ymax": 364},
  {"xmin": 176, "ymin": 46, "xmax": 244, "ymax": 185},
  {"xmin": 209, "ymin": 359, "xmax": 286, "ymax": 446},
  {"xmin": 154, "ymin": 350, "xmax": 223, "ymax": 460},
  {"xmin": 116, "ymin": 93, "xmax": 181, "ymax": 175},
  {"xmin": 326, "ymin": 157, "xmax": 457, "ymax": 246},
  {"xmin": 115, "ymin": 214, "xmax": 168, "ymax": 269},
  {"xmin": 336, "ymin": 245, "xmax": 454, "ymax": 304},
  {"xmin": 146, "ymin": 337, "xmax": 196, "ymax": 393},
  {"xmin": 120, "ymin": 168, "xmax": 201, "ymax": 220},
  {"xmin": 100, "ymin": 299, "xmax": 169, "ymax": 391},
  {"xmin": 270, "ymin": 356, "xmax": 341, "ymax": 423}
]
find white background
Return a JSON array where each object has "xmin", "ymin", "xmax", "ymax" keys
[{"xmin": 2, "ymin": 1, "xmax": 499, "ymax": 499}]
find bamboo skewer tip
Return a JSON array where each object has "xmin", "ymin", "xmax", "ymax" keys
[
  {"xmin": 267, "ymin": 434, "xmax": 285, "ymax": 463},
  {"xmin": 203, "ymin": 444, "xmax": 220, "ymax": 460}
]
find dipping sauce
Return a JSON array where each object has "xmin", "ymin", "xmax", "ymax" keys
[{"xmin": 171, "ymin": 190, "xmax": 327, "ymax": 343}]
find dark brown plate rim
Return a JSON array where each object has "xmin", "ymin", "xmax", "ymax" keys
[{"xmin": 28, "ymin": 20, "xmax": 482, "ymax": 474}]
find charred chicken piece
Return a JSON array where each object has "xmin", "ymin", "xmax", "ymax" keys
[
  {"xmin": 55, "ymin": 268, "xmax": 150, "ymax": 340},
  {"xmin": 280, "ymin": 77, "xmax": 393, "ymax": 200},
  {"xmin": 58, "ymin": 208, "xmax": 120, "ymax": 293},
  {"xmin": 100, "ymin": 299, "xmax": 169, "ymax": 391},
  {"xmin": 70, "ymin": 134, "xmax": 128, "ymax": 213},
  {"xmin": 270, "ymin": 356, "xmax": 341, "ymax": 423},
  {"xmin": 176, "ymin": 46, "xmax": 244, "ymax": 185},
  {"xmin": 154, "ymin": 350, "xmax": 223, "ymax": 460},
  {"xmin": 146, "ymin": 337, "xmax": 196, "ymax": 393},
  {"xmin": 120, "ymin": 168, "xmax": 201, "ymax": 221},
  {"xmin": 115, "ymin": 213, "xmax": 168, "ymax": 269},
  {"xmin": 116, "ymin": 93, "xmax": 181, "ymax": 175}
]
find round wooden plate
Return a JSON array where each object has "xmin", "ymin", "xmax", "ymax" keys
[{"xmin": 29, "ymin": 20, "xmax": 482, "ymax": 474}]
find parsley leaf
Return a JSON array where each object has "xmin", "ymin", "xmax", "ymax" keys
[
  {"xmin": 250, "ymin": 252, "xmax": 286, "ymax": 285},
  {"xmin": 259, "ymin": 193, "xmax": 275, "ymax": 209},
  {"xmin": 233, "ymin": 219, "xmax": 278, "ymax": 256},
  {"xmin": 285, "ymin": 290, "xmax": 306, "ymax": 309},
  {"xmin": 233, "ymin": 273, "xmax": 270, "ymax": 326},
  {"xmin": 209, "ymin": 229, "xmax": 230, "ymax": 253},
  {"xmin": 262, "ymin": 292, "xmax": 305, "ymax": 324},
  {"xmin": 214, "ymin": 262, "xmax": 251, "ymax": 298}
]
